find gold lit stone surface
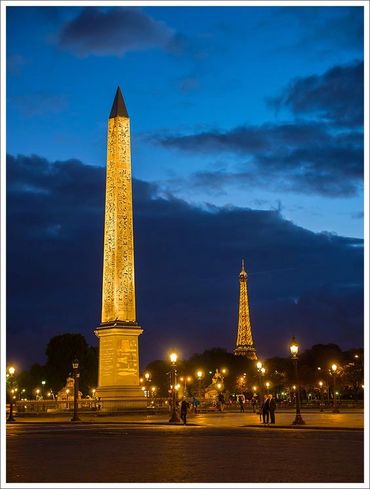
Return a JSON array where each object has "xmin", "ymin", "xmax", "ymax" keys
[
  {"xmin": 101, "ymin": 115, "xmax": 136, "ymax": 324},
  {"xmin": 95, "ymin": 89, "xmax": 144, "ymax": 404},
  {"xmin": 234, "ymin": 258, "xmax": 257, "ymax": 360}
]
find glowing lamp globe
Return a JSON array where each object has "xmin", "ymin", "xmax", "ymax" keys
[
  {"xmin": 290, "ymin": 337, "xmax": 299, "ymax": 357},
  {"xmin": 197, "ymin": 370, "xmax": 203, "ymax": 379}
]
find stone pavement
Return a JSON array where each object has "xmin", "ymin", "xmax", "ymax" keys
[
  {"xmin": 11, "ymin": 409, "xmax": 364, "ymax": 430},
  {"xmin": 7, "ymin": 421, "xmax": 364, "ymax": 482}
]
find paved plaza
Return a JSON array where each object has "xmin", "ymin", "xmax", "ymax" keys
[{"xmin": 7, "ymin": 410, "xmax": 364, "ymax": 483}]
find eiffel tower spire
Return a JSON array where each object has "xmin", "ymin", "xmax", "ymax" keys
[{"xmin": 234, "ymin": 258, "xmax": 257, "ymax": 360}]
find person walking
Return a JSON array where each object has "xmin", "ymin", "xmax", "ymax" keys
[
  {"xmin": 192, "ymin": 396, "xmax": 200, "ymax": 414},
  {"xmin": 251, "ymin": 396, "xmax": 257, "ymax": 413},
  {"xmin": 268, "ymin": 394, "xmax": 276, "ymax": 424},
  {"xmin": 238, "ymin": 394, "xmax": 245, "ymax": 412},
  {"xmin": 262, "ymin": 394, "xmax": 270, "ymax": 424},
  {"xmin": 180, "ymin": 398, "xmax": 189, "ymax": 425},
  {"xmin": 217, "ymin": 392, "xmax": 225, "ymax": 412}
]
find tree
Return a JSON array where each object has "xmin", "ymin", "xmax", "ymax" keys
[{"xmin": 45, "ymin": 333, "xmax": 98, "ymax": 394}]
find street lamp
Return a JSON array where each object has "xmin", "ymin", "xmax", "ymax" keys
[
  {"xmin": 256, "ymin": 361, "xmax": 265, "ymax": 411},
  {"xmin": 71, "ymin": 358, "xmax": 81, "ymax": 422},
  {"xmin": 265, "ymin": 381, "xmax": 271, "ymax": 393},
  {"xmin": 40, "ymin": 380, "xmax": 46, "ymax": 399},
  {"xmin": 331, "ymin": 364, "xmax": 340, "ymax": 413},
  {"xmin": 318, "ymin": 381, "xmax": 324, "ymax": 412},
  {"xmin": 7, "ymin": 366, "xmax": 16, "ymax": 423},
  {"xmin": 289, "ymin": 337, "xmax": 305, "ymax": 425},
  {"xmin": 196, "ymin": 370, "xmax": 204, "ymax": 406},
  {"xmin": 169, "ymin": 352, "xmax": 180, "ymax": 423},
  {"xmin": 180, "ymin": 376, "xmax": 192, "ymax": 397}
]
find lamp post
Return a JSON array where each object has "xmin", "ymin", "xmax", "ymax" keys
[
  {"xmin": 196, "ymin": 370, "xmax": 204, "ymax": 406},
  {"xmin": 318, "ymin": 381, "xmax": 324, "ymax": 412},
  {"xmin": 331, "ymin": 364, "xmax": 340, "ymax": 413},
  {"xmin": 71, "ymin": 358, "xmax": 81, "ymax": 422},
  {"xmin": 289, "ymin": 337, "xmax": 305, "ymax": 425},
  {"xmin": 144, "ymin": 371, "xmax": 151, "ymax": 397},
  {"xmin": 186, "ymin": 376, "xmax": 192, "ymax": 397},
  {"xmin": 265, "ymin": 381, "xmax": 271, "ymax": 394},
  {"xmin": 7, "ymin": 366, "xmax": 16, "ymax": 423},
  {"xmin": 169, "ymin": 352, "xmax": 180, "ymax": 423},
  {"xmin": 256, "ymin": 361, "xmax": 265, "ymax": 410},
  {"xmin": 41, "ymin": 380, "xmax": 46, "ymax": 399}
]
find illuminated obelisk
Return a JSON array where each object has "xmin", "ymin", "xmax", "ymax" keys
[
  {"xmin": 95, "ymin": 87, "xmax": 145, "ymax": 404},
  {"xmin": 234, "ymin": 258, "xmax": 257, "ymax": 360}
]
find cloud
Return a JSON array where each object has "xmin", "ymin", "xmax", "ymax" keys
[
  {"xmin": 10, "ymin": 93, "xmax": 68, "ymax": 117},
  {"xmin": 153, "ymin": 120, "xmax": 363, "ymax": 197},
  {"xmin": 7, "ymin": 154, "xmax": 363, "ymax": 367},
  {"xmin": 268, "ymin": 61, "xmax": 364, "ymax": 127},
  {"xmin": 149, "ymin": 60, "xmax": 364, "ymax": 198},
  {"xmin": 58, "ymin": 7, "xmax": 178, "ymax": 57}
]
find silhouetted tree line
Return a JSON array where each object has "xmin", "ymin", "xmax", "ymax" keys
[
  {"xmin": 15, "ymin": 334, "xmax": 98, "ymax": 397},
  {"xmin": 13, "ymin": 335, "xmax": 363, "ymax": 400},
  {"xmin": 143, "ymin": 345, "xmax": 364, "ymax": 401}
]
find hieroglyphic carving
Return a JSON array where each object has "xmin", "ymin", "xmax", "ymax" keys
[{"xmin": 101, "ymin": 115, "xmax": 136, "ymax": 323}]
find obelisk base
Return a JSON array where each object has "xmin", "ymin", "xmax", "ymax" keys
[{"xmin": 95, "ymin": 323, "xmax": 146, "ymax": 410}]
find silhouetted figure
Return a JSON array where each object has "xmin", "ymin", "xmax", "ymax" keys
[
  {"xmin": 238, "ymin": 394, "xmax": 245, "ymax": 412},
  {"xmin": 251, "ymin": 397, "xmax": 257, "ymax": 413},
  {"xmin": 268, "ymin": 394, "xmax": 276, "ymax": 424},
  {"xmin": 192, "ymin": 396, "xmax": 200, "ymax": 413},
  {"xmin": 217, "ymin": 392, "xmax": 225, "ymax": 412},
  {"xmin": 180, "ymin": 399, "xmax": 189, "ymax": 425},
  {"xmin": 262, "ymin": 394, "xmax": 270, "ymax": 424}
]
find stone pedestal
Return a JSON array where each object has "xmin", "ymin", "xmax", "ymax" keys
[{"xmin": 95, "ymin": 323, "xmax": 146, "ymax": 408}]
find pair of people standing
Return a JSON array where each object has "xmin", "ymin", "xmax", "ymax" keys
[{"xmin": 261, "ymin": 394, "xmax": 276, "ymax": 424}]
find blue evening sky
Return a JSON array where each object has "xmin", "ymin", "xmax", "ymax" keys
[{"xmin": 7, "ymin": 5, "xmax": 364, "ymax": 238}]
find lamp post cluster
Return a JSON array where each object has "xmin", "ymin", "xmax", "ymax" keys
[{"xmin": 179, "ymin": 375, "xmax": 192, "ymax": 398}]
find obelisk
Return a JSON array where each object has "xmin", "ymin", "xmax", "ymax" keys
[
  {"xmin": 95, "ymin": 87, "xmax": 145, "ymax": 404},
  {"xmin": 234, "ymin": 258, "xmax": 258, "ymax": 360}
]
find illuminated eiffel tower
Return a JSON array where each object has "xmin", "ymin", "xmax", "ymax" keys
[{"xmin": 234, "ymin": 258, "xmax": 257, "ymax": 360}]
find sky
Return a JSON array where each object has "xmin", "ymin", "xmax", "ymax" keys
[{"xmin": 5, "ymin": 4, "xmax": 364, "ymax": 370}]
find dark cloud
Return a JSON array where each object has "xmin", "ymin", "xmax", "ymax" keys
[
  {"xmin": 7, "ymin": 154, "xmax": 363, "ymax": 368},
  {"xmin": 154, "ymin": 120, "xmax": 363, "ymax": 197},
  {"xmin": 268, "ymin": 61, "xmax": 364, "ymax": 127},
  {"xmin": 58, "ymin": 7, "xmax": 178, "ymax": 57},
  {"xmin": 152, "ymin": 60, "xmax": 364, "ymax": 197}
]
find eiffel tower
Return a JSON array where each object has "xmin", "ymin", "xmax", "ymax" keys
[{"xmin": 234, "ymin": 258, "xmax": 257, "ymax": 360}]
